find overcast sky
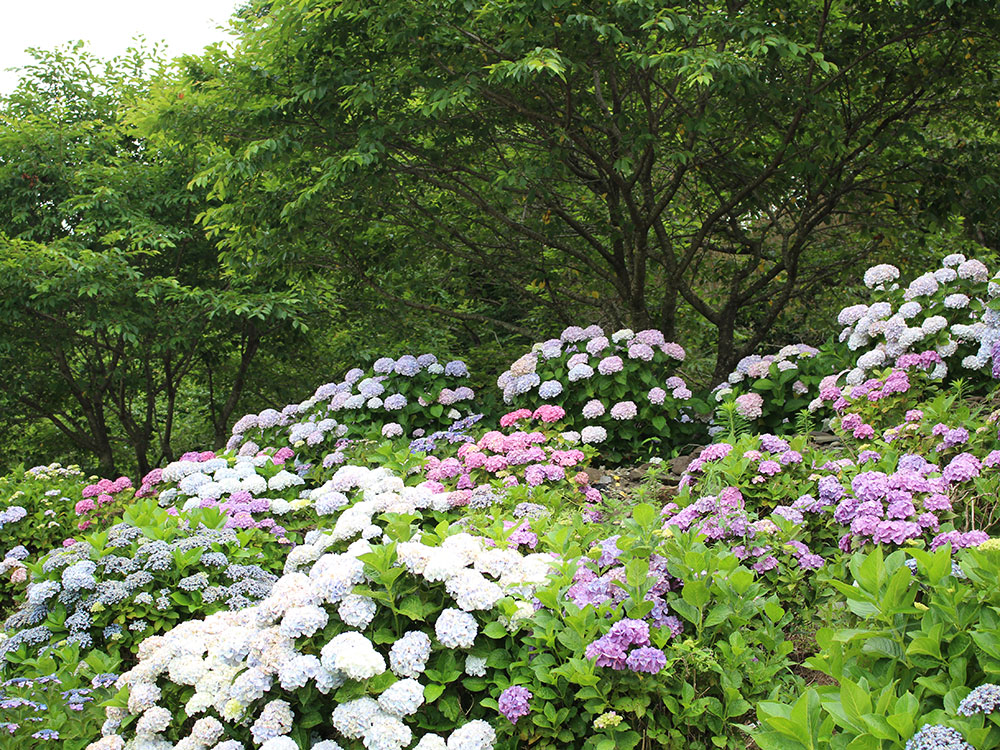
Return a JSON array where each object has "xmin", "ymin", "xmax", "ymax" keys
[{"xmin": 0, "ymin": 0, "xmax": 241, "ymax": 93}]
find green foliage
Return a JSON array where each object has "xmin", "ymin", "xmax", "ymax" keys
[
  {"xmin": 0, "ymin": 43, "xmax": 318, "ymax": 477},
  {"xmin": 141, "ymin": 0, "xmax": 1000, "ymax": 379},
  {"xmin": 753, "ymin": 545, "xmax": 1000, "ymax": 750}
]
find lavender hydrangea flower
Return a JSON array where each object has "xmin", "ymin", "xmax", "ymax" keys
[
  {"xmin": 625, "ymin": 647, "xmax": 666, "ymax": 674},
  {"xmin": 610, "ymin": 401, "xmax": 637, "ymax": 420},
  {"xmin": 598, "ymin": 356, "xmax": 624, "ymax": 375},
  {"xmin": 383, "ymin": 394, "xmax": 408, "ymax": 411},
  {"xmin": 497, "ymin": 686, "xmax": 532, "ymax": 723}
]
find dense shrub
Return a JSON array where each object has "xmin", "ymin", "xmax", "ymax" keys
[
  {"xmin": 754, "ymin": 544, "xmax": 1000, "ymax": 750},
  {"xmin": 712, "ymin": 344, "xmax": 841, "ymax": 435},
  {"xmin": 838, "ymin": 255, "xmax": 1000, "ymax": 388},
  {"xmin": 1, "ymin": 499, "xmax": 280, "ymax": 671},
  {"xmin": 496, "ymin": 326, "xmax": 708, "ymax": 460},
  {"xmin": 226, "ymin": 354, "xmax": 478, "ymax": 462}
]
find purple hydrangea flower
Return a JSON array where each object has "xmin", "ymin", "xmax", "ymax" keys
[
  {"xmin": 625, "ymin": 647, "xmax": 666, "ymax": 674},
  {"xmin": 498, "ymin": 686, "xmax": 532, "ymax": 723},
  {"xmin": 598, "ymin": 356, "xmax": 624, "ymax": 375}
]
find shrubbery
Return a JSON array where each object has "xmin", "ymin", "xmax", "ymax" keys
[{"xmin": 1, "ymin": 257, "xmax": 999, "ymax": 749}]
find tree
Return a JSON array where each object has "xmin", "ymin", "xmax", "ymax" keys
[
  {"xmin": 0, "ymin": 44, "xmax": 312, "ymax": 475},
  {"xmin": 147, "ymin": 0, "xmax": 1000, "ymax": 378}
]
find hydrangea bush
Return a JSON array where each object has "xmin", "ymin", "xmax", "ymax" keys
[
  {"xmin": 712, "ymin": 344, "xmax": 840, "ymax": 435},
  {"xmin": 838, "ymin": 255, "xmax": 1000, "ymax": 388},
  {"xmin": 137, "ymin": 450, "xmax": 320, "ymax": 542},
  {"xmin": 0, "ymin": 464, "xmax": 91, "ymax": 613},
  {"xmin": 495, "ymin": 326, "xmax": 708, "ymax": 460},
  {"xmin": 89, "ymin": 466, "xmax": 553, "ymax": 750},
  {"xmin": 419, "ymin": 407, "xmax": 602, "ymax": 513},
  {"xmin": 1, "ymin": 499, "xmax": 280, "ymax": 672},
  {"xmin": 226, "ymin": 355, "xmax": 477, "ymax": 462}
]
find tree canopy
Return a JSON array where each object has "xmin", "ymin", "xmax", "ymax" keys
[
  {"xmin": 145, "ymin": 0, "xmax": 1000, "ymax": 377},
  {"xmin": 0, "ymin": 45, "xmax": 314, "ymax": 475}
]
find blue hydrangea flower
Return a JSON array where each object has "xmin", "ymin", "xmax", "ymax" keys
[
  {"xmin": 905, "ymin": 724, "xmax": 972, "ymax": 750},
  {"xmin": 958, "ymin": 684, "xmax": 1000, "ymax": 716},
  {"xmin": 538, "ymin": 380, "xmax": 563, "ymax": 399}
]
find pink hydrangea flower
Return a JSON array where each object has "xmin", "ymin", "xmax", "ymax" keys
[
  {"xmin": 532, "ymin": 405, "xmax": 565, "ymax": 423},
  {"xmin": 501, "ymin": 409, "xmax": 533, "ymax": 427}
]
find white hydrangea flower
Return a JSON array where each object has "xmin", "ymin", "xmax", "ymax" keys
[
  {"xmin": 445, "ymin": 570, "xmax": 504, "ymax": 611},
  {"xmin": 364, "ymin": 712, "xmax": 413, "ymax": 750},
  {"xmin": 413, "ymin": 735, "xmax": 448, "ymax": 750},
  {"xmin": 465, "ymin": 655, "xmax": 487, "ymax": 677},
  {"xmin": 435, "ymin": 609, "xmax": 478, "ymax": 649},
  {"xmin": 389, "ymin": 631, "xmax": 432, "ymax": 678},
  {"xmin": 332, "ymin": 697, "xmax": 380, "ymax": 740},
  {"xmin": 863, "ymin": 264, "xmax": 899, "ymax": 288},
  {"xmin": 280, "ymin": 605, "xmax": 329, "ymax": 638},
  {"xmin": 446, "ymin": 720, "xmax": 496, "ymax": 750},
  {"xmin": 320, "ymin": 632, "xmax": 386, "ymax": 680},
  {"xmin": 943, "ymin": 293, "xmax": 970, "ymax": 309},
  {"xmin": 856, "ymin": 349, "xmax": 885, "ymax": 370},
  {"xmin": 338, "ymin": 594, "xmax": 377, "ymax": 628},
  {"xmin": 378, "ymin": 678, "xmax": 425, "ymax": 716},
  {"xmin": 958, "ymin": 258, "xmax": 989, "ymax": 281},
  {"xmin": 845, "ymin": 368, "xmax": 865, "ymax": 386},
  {"xmin": 250, "ymin": 699, "xmax": 294, "ymax": 745},
  {"xmin": 921, "ymin": 316, "xmax": 948, "ymax": 335}
]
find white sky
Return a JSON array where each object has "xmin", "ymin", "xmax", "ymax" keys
[{"xmin": 0, "ymin": 0, "xmax": 241, "ymax": 93}]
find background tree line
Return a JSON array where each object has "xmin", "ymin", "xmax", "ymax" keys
[{"xmin": 2, "ymin": 0, "xmax": 999, "ymax": 476}]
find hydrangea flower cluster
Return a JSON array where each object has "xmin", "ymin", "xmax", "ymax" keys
[
  {"xmin": 672, "ymin": 429, "xmax": 996, "ymax": 582},
  {"xmin": 585, "ymin": 619, "xmax": 668, "ymax": 674},
  {"xmin": 904, "ymin": 724, "xmax": 973, "ymax": 750},
  {"xmin": 838, "ymin": 255, "xmax": 1000, "ymax": 386},
  {"xmin": 88, "ymin": 466, "xmax": 551, "ymax": 750},
  {"xmin": 227, "ymin": 354, "xmax": 476, "ymax": 458},
  {"xmin": 566, "ymin": 537, "xmax": 683, "ymax": 636},
  {"xmin": 419, "ymin": 407, "xmax": 601, "ymax": 511},
  {"xmin": 495, "ymin": 325, "xmax": 702, "ymax": 458},
  {"xmin": 661, "ymin": 487, "xmax": 824, "ymax": 574},
  {"xmin": 1, "ymin": 505, "xmax": 278, "ymax": 666},
  {"xmin": 76, "ymin": 476, "xmax": 134, "ymax": 533}
]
